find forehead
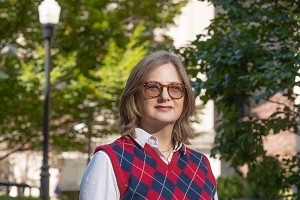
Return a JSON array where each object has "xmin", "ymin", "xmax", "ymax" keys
[{"xmin": 146, "ymin": 63, "xmax": 182, "ymax": 83}]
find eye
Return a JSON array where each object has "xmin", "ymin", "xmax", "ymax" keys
[
  {"xmin": 169, "ymin": 84, "xmax": 184, "ymax": 92},
  {"xmin": 145, "ymin": 83, "xmax": 160, "ymax": 91}
]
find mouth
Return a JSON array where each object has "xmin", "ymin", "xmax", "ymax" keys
[{"xmin": 155, "ymin": 105, "xmax": 173, "ymax": 110}]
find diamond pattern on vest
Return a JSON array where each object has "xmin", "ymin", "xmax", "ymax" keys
[{"xmin": 95, "ymin": 137, "xmax": 216, "ymax": 200}]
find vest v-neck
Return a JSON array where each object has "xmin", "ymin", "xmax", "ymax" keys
[{"xmin": 143, "ymin": 143, "xmax": 179, "ymax": 171}]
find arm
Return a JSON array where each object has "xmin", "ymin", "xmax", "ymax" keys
[
  {"xmin": 79, "ymin": 151, "xmax": 120, "ymax": 200},
  {"xmin": 214, "ymin": 192, "xmax": 219, "ymax": 200}
]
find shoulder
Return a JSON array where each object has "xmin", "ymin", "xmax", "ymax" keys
[
  {"xmin": 185, "ymin": 147, "xmax": 213, "ymax": 168},
  {"xmin": 185, "ymin": 147, "xmax": 206, "ymax": 160},
  {"xmin": 94, "ymin": 136, "xmax": 135, "ymax": 154},
  {"xmin": 88, "ymin": 151, "xmax": 113, "ymax": 170},
  {"xmin": 184, "ymin": 147, "xmax": 217, "ymax": 186}
]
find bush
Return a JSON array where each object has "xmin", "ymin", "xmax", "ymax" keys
[{"xmin": 217, "ymin": 174, "xmax": 248, "ymax": 200}]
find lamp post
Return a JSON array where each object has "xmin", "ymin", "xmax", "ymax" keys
[{"xmin": 38, "ymin": 1, "xmax": 61, "ymax": 200}]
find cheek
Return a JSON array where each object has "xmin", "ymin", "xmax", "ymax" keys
[
  {"xmin": 136, "ymin": 94, "xmax": 150, "ymax": 114},
  {"xmin": 139, "ymin": 100, "xmax": 154, "ymax": 114},
  {"xmin": 176, "ymin": 98, "xmax": 184, "ymax": 111}
]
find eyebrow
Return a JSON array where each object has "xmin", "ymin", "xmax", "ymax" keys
[{"xmin": 146, "ymin": 81, "xmax": 183, "ymax": 85}]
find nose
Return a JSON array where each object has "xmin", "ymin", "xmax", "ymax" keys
[{"xmin": 159, "ymin": 87, "xmax": 171, "ymax": 100}]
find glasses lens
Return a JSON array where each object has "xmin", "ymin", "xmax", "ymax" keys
[
  {"xmin": 169, "ymin": 84, "xmax": 184, "ymax": 99},
  {"xmin": 144, "ymin": 82, "xmax": 161, "ymax": 98}
]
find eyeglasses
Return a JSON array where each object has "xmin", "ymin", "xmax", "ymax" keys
[{"xmin": 143, "ymin": 81, "xmax": 186, "ymax": 99}]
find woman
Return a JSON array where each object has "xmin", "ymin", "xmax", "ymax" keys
[{"xmin": 80, "ymin": 51, "xmax": 218, "ymax": 199}]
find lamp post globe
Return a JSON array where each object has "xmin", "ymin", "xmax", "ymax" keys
[{"xmin": 38, "ymin": 0, "xmax": 60, "ymax": 200}]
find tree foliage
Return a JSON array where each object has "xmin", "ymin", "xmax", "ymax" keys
[
  {"xmin": 180, "ymin": 0, "xmax": 299, "ymax": 199},
  {"xmin": 217, "ymin": 174, "xmax": 249, "ymax": 200},
  {"xmin": 0, "ymin": 0, "xmax": 187, "ymax": 156}
]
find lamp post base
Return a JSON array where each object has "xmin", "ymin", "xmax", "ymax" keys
[{"xmin": 40, "ymin": 164, "xmax": 50, "ymax": 200}]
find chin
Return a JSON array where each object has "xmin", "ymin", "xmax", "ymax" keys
[{"xmin": 154, "ymin": 118, "xmax": 177, "ymax": 125}]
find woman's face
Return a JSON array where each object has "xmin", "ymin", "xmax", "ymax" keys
[{"xmin": 137, "ymin": 63, "xmax": 184, "ymax": 131}]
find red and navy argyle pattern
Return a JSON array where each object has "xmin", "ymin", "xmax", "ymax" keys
[{"xmin": 95, "ymin": 136, "xmax": 217, "ymax": 200}]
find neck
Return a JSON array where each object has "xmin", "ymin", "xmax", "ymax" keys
[{"xmin": 141, "ymin": 123, "xmax": 174, "ymax": 150}]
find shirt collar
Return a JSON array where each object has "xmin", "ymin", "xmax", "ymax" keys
[
  {"xmin": 135, "ymin": 128, "xmax": 154, "ymax": 147},
  {"xmin": 134, "ymin": 128, "xmax": 186, "ymax": 154}
]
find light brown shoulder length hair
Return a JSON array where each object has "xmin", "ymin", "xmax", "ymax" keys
[{"xmin": 119, "ymin": 50, "xmax": 195, "ymax": 144}]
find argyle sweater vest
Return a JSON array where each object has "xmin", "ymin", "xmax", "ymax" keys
[{"xmin": 95, "ymin": 136, "xmax": 217, "ymax": 200}]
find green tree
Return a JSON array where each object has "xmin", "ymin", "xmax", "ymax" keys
[
  {"xmin": 0, "ymin": 0, "xmax": 187, "ymax": 157},
  {"xmin": 180, "ymin": 0, "xmax": 299, "ymax": 199},
  {"xmin": 217, "ymin": 174, "xmax": 249, "ymax": 200}
]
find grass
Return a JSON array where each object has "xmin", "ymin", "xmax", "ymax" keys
[{"xmin": 0, "ymin": 197, "xmax": 39, "ymax": 200}]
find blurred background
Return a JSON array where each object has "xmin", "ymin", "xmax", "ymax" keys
[{"xmin": 0, "ymin": 0, "xmax": 299, "ymax": 199}]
